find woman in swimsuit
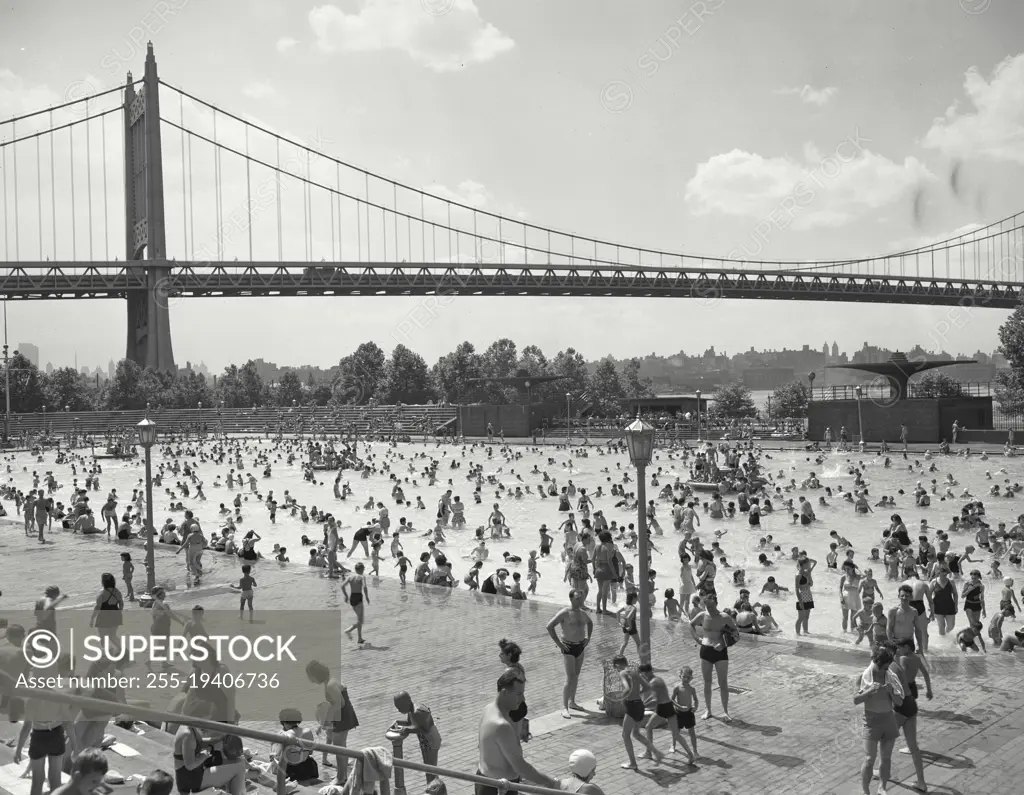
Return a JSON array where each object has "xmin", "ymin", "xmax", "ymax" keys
[
  {"xmin": 795, "ymin": 572, "xmax": 814, "ymax": 636},
  {"xmin": 480, "ymin": 569, "xmax": 511, "ymax": 598},
  {"xmin": 930, "ymin": 569, "xmax": 958, "ymax": 635},
  {"xmin": 890, "ymin": 638, "xmax": 932, "ymax": 794},
  {"xmin": 89, "ymin": 573, "xmax": 124, "ymax": 643},
  {"xmin": 498, "ymin": 638, "xmax": 530, "ymax": 742},
  {"xmin": 173, "ymin": 698, "xmax": 246, "ymax": 795},
  {"xmin": 961, "ymin": 570, "xmax": 986, "ymax": 629},
  {"xmin": 342, "ymin": 562, "xmax": 369, "ymax": 644},
  {"xmin": 688, "ymin": 593, "xmax": 737, "ymax": 721},
  {"xmin": 305, "ymin": 660, "xmax": 359, "ymax": 785}
]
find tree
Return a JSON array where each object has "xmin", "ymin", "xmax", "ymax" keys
[
  {"xmin": 105, "ymin": 359, "xmax": 148, "ymax": 410},
  {"xmin": 167, "ymin": 370, "xmax": 213, "ymax": 409},
  {"xmin": 910, "ymin": 372, "xmax": 964, "ymax": 398},
  {"xmin": 46, "ymin": 367, "xmax": 96, "ymax": 412},
  {"xmin": 336, "ymin": 342, "xmax": 386, "ymax": 404},
  {"xmin": 275, "ymin": 370, "xmax": 305, "ymax": 407},
  {"xmin": 590, "ymin": 357, "xmax": 624, "ymax": 414},
  {"xmin": 547, "ymin": 348, "xmax": 589, "ymax": 404},
  {"xmin": 379, "ymin": 345, "xmax": 435, "ymax": 404},
  {"xmin": 620, "ymin": 357, "xmax": 655, "ymax": 400},
  {"xmin": 995, "ymin": 368, "xmax": 1024, "ymax": 416},
  {"xmin": 713, "ymin": 383, "xmax": 756, "ymax": 419},
  {"xmin": 0, "ymin": 352, "xmax": 47, "ymax": 413},
  {"xmin": 432, "ymin": 342, "xmax": 482, "ymax": 403},
  {"xmin": 479, "ymin": 339, "xmax": 519, "ymax": 403},
  {"xmin": 238, "ymin": 360, "xmax": 267, "ymax": 406},
  {"xmin": 770, "ymin": 382, "xmax": 809, "ymax": 418}
]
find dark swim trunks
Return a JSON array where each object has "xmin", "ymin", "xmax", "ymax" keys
[
  {"xmin": 675, "ymin": 708, "xmax": 696, "ymax": 729},
  {"xmin": 475, "ymin": 773, "xmax": 520, "ymax": 795},
  {"xmin": 699, "ymin": 644, "xmax": 728, "ymax": 664},
  {"xmin": 656, "ymin": 702, "xmax": 675, "ymax": 719},
  {"xmin": 624, "ymin": 699, "xmax": 646, "ymax": 722},
  {"xmin": 562, "ymin": 640, "xmax": 586, "ymax": 658},
  {"xmin": 910, "ymin": 600, "xmax": 926, "ymax": 616}
]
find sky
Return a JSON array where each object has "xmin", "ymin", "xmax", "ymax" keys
[{"xmin": 2, "ymin": 0, "xmax": 1024, "ymax": 373}]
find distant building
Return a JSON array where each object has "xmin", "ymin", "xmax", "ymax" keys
[
  {"xmin": 108, "ymin": 360, "xmax": 115, "ymax": 380},
  {"xmin": 18, "ymin": 343, "xmax": 39, "ymax": 367},
  {"xmin": 45, "ymin": 362, "xmax": 53, "ymax": 375}
]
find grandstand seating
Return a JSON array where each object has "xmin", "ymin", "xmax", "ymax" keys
[{"xmin": 3, "ymin": 404, "xmax": 458, "ymax": 440}]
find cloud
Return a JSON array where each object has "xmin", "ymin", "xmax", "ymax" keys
[
  {"xmin": 887, "ymin": 223, "xmax": 984, "ymax": 253},
  {"xmin": 685, "ymin": 141, "xmax": 932, "ymax": 230},
  {"xmin": 309, "ymin": 0, "xmax": 514, "ymax": 72},
  {"xmin": 775, "ymin": 85, "xmax": 839, "ymax": 107},
  {"xmin": 276, "ymin": 37, "xmax": 299, "ymax": 53},
  {"xmin": 242, "ymin": 81, "xmax": 276, "ymax": 99},
  {"xmin": 425, "ymin": 179, "xmax": 490, "ymax": 207},
  {"xmin": 924, "ymin": 53, "xmax": 1024, "ymax": 164}
]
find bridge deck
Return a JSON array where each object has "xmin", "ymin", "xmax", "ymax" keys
[{"xmin": 0, "ymin": 261, "xmax": 1021, "ymax": 306}]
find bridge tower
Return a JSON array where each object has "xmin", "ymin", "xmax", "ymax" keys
[{"xmin": 123, "ymin": 43, "xmax": 175, "ymax": 372}]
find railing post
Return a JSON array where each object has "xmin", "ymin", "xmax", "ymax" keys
[{"xmin": 385, "ymin": 729, "xmax": 407, "ymax": 795}]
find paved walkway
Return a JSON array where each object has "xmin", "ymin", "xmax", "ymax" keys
[{"xmin": 1, "ymin": 528, "xmax": 1022, "ymax": 794}]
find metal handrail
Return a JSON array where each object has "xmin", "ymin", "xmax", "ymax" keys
[{"xmin": 14, "ymin": 688, "xmax": 567, "ymax": 795}]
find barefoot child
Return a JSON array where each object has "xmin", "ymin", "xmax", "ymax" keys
[
  {"xmin": 239, "ymin": 564, "xmax": 256, "ymax": 622},
  {"xmin": 120, "ymin": 552, "xmax": 135, "ymax": 602},
  {"xmin": 989, "ymin": 608, "xmax": 1012, "ymax": 648},
  {"xmin": 527, "ymin": 551, "xmax": 539, "ymax": 595},
  {"xmin": 641, "ymin": 664, "xmax": 692, "ymax": 764},
  {"xmin": 613, "ymin": 656, "xmax": 658, "ymax": 770},
  {"xmin": 670, "ymin": 667, "xmax": 700, "ymax": 759}
]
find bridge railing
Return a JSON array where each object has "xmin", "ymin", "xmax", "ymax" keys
[
  {"xmin": 809, "ymin": 381, "xmax": 993, "ymax": 401},
  {"xmin": 15, "ymin": 687, "xmax": 567, "ymax": 795}
]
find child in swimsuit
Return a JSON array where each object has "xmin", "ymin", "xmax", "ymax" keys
[{"xmin": 239, "ymin": 565, "xmax": 256, "ymax": 622}]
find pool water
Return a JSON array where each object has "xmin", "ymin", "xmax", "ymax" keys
[{"xmin": 11, "ymin": 439, "xmax": 1022, "ymax": 651}]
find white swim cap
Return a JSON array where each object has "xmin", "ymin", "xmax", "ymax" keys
[{"xmin": 568, "ymin": 749, "xmax": 597, "ymax": 778}]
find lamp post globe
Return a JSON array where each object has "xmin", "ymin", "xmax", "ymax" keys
[
  {"xmin": 137, "ymin": 417, "xmax": 159, "ymax": 606},
  {"xmin": 624, "ymin": 413, "xmax": 657, "ymax": 666}
]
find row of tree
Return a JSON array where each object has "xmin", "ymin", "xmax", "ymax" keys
[{"xmin": 0, "ymin": 341, "xmax": 658, "ymax": 413}]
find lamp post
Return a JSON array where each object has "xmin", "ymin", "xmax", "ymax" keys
[
  {"xmin": 197, "ymin": 401, "xmax": 202, "ymax": 437},
  {"xmin": 624, "ymin": 413, "xmax": 656, "ymax": 667},
  {"xmin": 42, "ymin": 405, "xmax": 46, "ymax": 440},
  {"xmin": 695, "ymin": 389, "xmax": 702, "ymax": 442},
  {"xmin": 137, "ymin": 413, "xmax": 159, "ymax": 607},
  {"xmin": 565, "ymin": 392, "xmax": 571, "ymax": 445},
  {"xmin": 855, "ymin": 385, "xmax": 865, "ymax": 447}
]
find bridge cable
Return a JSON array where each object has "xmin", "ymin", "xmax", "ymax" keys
[
  {"xmin": 365, "ymin": 173, "xmax": 371, "ymax": 260},
  {"xmin": 69, "ymin": 120, "xmax": 75, "ymax": 260},
  {"xmin": 2, "ymin": 123, "xmax": 7, "ymax": 261},
  {"xmin": 188, "ymin": 125, "xmax": 195, "ymax": 261},
  {"xmin": 180, "ymin": 94, "xmax": 188, "ymax": 261},
  {"xmin": 86, "ymin": 97, "xmax": 94, "ymax": 260},
  {"xmin": 0, "ymin": 81, "xmax": 137, "ymax": 128},
  {"xmin": 213, "ymin": 109, "xmax": 221, "ymax": 261},
  {"xmin": 49, "ymin": 109, "xmax": 56, "ymax": 259},
  {"xmin": 275, "ymin": 139, "xmax": 282, "ymax": 262},
  {"xmin": 35, "ymin": 133, "xmax": 42, "ymax": 260},
  {"xmin": 245, "ymin": 125, "xmax": 252, "ymax": 261},
  {"xmin": 329, "ymin": 166, "xmax": 336, "ymax": 261},
  {"xmin": 102, "ymin": 111, "xmax": 109, "ymax": 260},
  {"xmin": 159, "ymin": 81, "xmax": 1024, "ymax": 274},
  {"xmin": 0, "ymin": 106, "xmax": 121, "ymax": 150},
  {"xmin": 12, "ymin": 120, "xmax": 18, "ymax": 260},
  {"xmin": 161, "ymin": 116, "xmax": 1024, "ymax": 282},
  {"xmin": 336, "ymin": 162, "xmax": 343, "ymax": 261}
]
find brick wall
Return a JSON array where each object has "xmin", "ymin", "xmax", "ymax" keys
[{"xmin": 808, "ymin": 397, "xmax": 992, "ymax": 443}]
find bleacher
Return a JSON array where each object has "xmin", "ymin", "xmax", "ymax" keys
[{"xmin": 3, "ymin": 404, "xmax": 458, "ymax": 441}]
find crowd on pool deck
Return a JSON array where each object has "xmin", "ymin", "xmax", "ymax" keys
[{"xmin": 2, "ymin": 429, "xmax": 1024, "ymax": 794}]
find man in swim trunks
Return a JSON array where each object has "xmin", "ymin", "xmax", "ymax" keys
[
  {"xmin": 903, "ymin": 573, "xmax": 934, "ymax": 653},
  {"xmin": 887, "ymin": 585, "xmax": 919, "ymax": 652},
  {"xmin": 476, "ymin": 670, "xmax": 559, "ymax": 795},
  {"xmin": 546, "ymin": 590, "xmax": 593, "ymax": 719},
  {"xmin": 688, "ymin": 594, "xmax": 736, "ymax": 721}
]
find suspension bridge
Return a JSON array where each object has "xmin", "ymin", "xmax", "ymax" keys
[{"xmin": 1, "ymin": 43, "xmax": 1023, "ymax": 372}]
